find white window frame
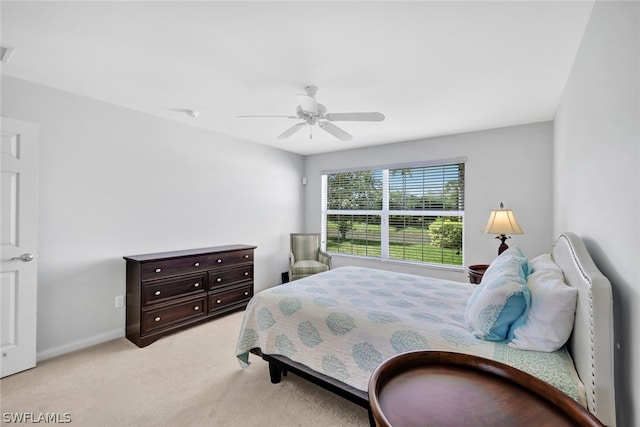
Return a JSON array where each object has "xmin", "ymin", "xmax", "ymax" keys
[{"xmin": 321, "ymin": 160, "xmax": 465, "ymax": 268}]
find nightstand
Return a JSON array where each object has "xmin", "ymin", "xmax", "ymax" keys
[
  {"xmin": 368, "ymin": 351, "xmax": 603, "ymax": 427},
  {"xmin": 467, "ymin": 264, "xmax": 490, "ymax": 284}
]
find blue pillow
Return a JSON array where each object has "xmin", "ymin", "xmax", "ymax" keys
[{"xmin": 465, "ymin": 247, "xmax": 531, "ymax": 341}]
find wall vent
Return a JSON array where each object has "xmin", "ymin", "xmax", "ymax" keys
[{"xmin": 0, "ymin": 45, "xmax": 15, "ymax": 64}]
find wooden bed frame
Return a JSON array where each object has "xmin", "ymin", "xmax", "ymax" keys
[{"xmin": 251, "ymin": 233, "xmax": 616, "ymax": 426}]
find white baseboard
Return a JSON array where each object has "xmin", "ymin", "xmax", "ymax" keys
[{"xmin": 36, "ymin": 328, "xmax": 125, "ymax": 362}]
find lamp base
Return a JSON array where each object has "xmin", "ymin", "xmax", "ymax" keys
[{"xmin": 496, "ymin": 235, "xmax": 510, "ymax": 255}]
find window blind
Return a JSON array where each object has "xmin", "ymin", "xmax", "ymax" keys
[{"xmin": 322, "ymin": 162, "xmax": 465, "ymax": 267}]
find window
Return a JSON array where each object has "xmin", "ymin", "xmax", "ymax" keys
[{"xmin": 322, "ymin": 162, "xmax": 465, "ymax": 267}]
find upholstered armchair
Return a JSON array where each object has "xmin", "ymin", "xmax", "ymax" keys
[{"xmin": 289, "ymin": 233, "xmax": 332, "ymax": 281}]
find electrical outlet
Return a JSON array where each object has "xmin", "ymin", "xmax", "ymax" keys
[{"xmin": 115, "ymin": 295, "xmax": 124, "ymax": 308}]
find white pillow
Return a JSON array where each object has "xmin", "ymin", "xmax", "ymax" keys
[{"xmin": 508, "ymin": 253, "xmax": 578, "ymax": 352}]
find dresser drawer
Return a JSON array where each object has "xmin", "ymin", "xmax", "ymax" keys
[
  {"xmin": 141, "ymin": 255, "xmax": 209, "ymax": 281},
  {"xmin": 207, "ymin": 249, "xmax": 253, "ymax": 267},
  {"xmin": 141, "ymin": 296, "xmax": 206, "ymax": 334},
  {"xmin": 209, "ymin": 266, "xmax": 253, "ymax": 290},
  {"xmin": 208, "ymin": 285, "xmax": 252, "ymax": 313},
  {"xmin": 142, "ymin": 273, "xmax": 206, "ymax": 306}
]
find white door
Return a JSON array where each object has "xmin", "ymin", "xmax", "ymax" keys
[{"xmin": 1, "ymin": 117, "xmax": 39, "ymax": 378}]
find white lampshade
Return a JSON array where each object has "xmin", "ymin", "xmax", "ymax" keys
[{"xmin": 482, "ymin": 208, "xmax": 524, "ymax": 235}]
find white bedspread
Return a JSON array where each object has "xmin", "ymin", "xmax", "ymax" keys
[{"xmin": 236, "ymin": 266, "xmax": 585, "ymax": 404}]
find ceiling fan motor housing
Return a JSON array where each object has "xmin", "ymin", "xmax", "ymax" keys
[{"xmin": 305, "ymin": 85, "xmax": 319, "ymax": 97}]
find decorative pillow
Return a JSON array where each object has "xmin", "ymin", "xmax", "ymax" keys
[
  {"xmin": 465, "ymin": 247, "xmax": 531, "ymax": 341},
  {"xmin": 508, "ymin": 253, "xmax": 578, "ymax": 352}
]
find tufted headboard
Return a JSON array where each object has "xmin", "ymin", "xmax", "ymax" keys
[{"xmin": 552, "ymin": 233, "xmax": 616, "ymax": 426}]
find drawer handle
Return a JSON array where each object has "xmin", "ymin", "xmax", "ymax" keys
[
  {"xmin": 155, "ymin": 290, "xmax": 161, "ymax": 296},
  {"xmin": 194, "ymin": 306, "xmax": 200, "ymax": 311},
  {"xmin": 194, "ymin": 283, "xmax": 200, "ymax": 288},
  {"xmin": 194, "ymin": 262, "xmax": 200, "ymax": 267},
  {"xmin": 154, "ymin": 316, "xmax": 161, "ymax": 322},
  {"xmin": 244, "ymin": 291, "xmax": 249, "ymax": 296},
  {"xmin": 155, "ymin": 268, "xmax": 162, "ymax": 273},
  {"xmin": 216, "ymin": 299, "xmax": 222, "ymax": 304},
  {"xmin": 216, "ymin": 278, "xmax": 222, "ymax": 283},
  {"xmin": 217, "ymin": 259, "xmax": 222, "ymax": 263},
  {"xmin": 244, "ymin": 272, "xmax": 249, "ymax": 276},
  {"xmin": 244, "ymin": 254, "xmax": 249, "ymax": 259}
]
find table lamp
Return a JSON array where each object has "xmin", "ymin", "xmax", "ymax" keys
[{"xmin": 482, "ymin": 202, "xmax": 524, "ymax": 255}]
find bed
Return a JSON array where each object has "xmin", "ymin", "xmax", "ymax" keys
[{"xmin": 235, "ymin": 233, "xmax": 616, "ymax": 426}]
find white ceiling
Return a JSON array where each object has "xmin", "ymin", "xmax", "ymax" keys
[{"xmin": 1, "ymin": 1, "xmax": 594, "ymax": 155}]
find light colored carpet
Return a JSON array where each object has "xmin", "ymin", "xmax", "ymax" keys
[{"xmin": 0, "ymin": 311, "xmax": 369, "ymax": 426}]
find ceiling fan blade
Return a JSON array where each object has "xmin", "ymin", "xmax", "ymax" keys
[
  {"xmin": 297, "ymin": 94, "xmax": 318, "ymax": 114},
  {"xmin": 237, "ymin": 115, "xmax": 297, "ymax": 119},
  {"xmin": 277, "ymin": 122, "xmax": 306, "ymax": 140},
  {"xmin": 324, "ymin": 112, "xmax": 385, "ymax": 122},
  {"xmin": 319, "ymin": 121, "xmax": 352, "ymax": 141}
]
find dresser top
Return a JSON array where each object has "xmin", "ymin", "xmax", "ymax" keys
[{"xmin": 124, "ymin": 244, "xmax": 256, "ymax": 262}]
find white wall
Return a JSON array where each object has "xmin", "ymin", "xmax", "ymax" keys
[
  {"xmin": 554, "ymin": 2, "xmax": 639, "ymax": 425},
  {"xmin": 1, "ymin": 76, "xmax": 304, "ymax": 360},
  {"xmin": 304, "ymin": 122, "xmax": 554, "ymax": 281}
]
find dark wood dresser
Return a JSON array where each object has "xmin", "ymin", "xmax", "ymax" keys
[{"xmin": 124, "ymin": 244, "xmax": 256, "ymax": 347}]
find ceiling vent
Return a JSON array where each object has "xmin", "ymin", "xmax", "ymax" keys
[{"xmin": 1, "ymin": 45, "xmax": 15, "ymax": 64}]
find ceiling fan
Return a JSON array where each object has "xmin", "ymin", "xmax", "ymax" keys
[{"xmin": 237, "ymin": 86, "xmax": 385, "ymax": 141}]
